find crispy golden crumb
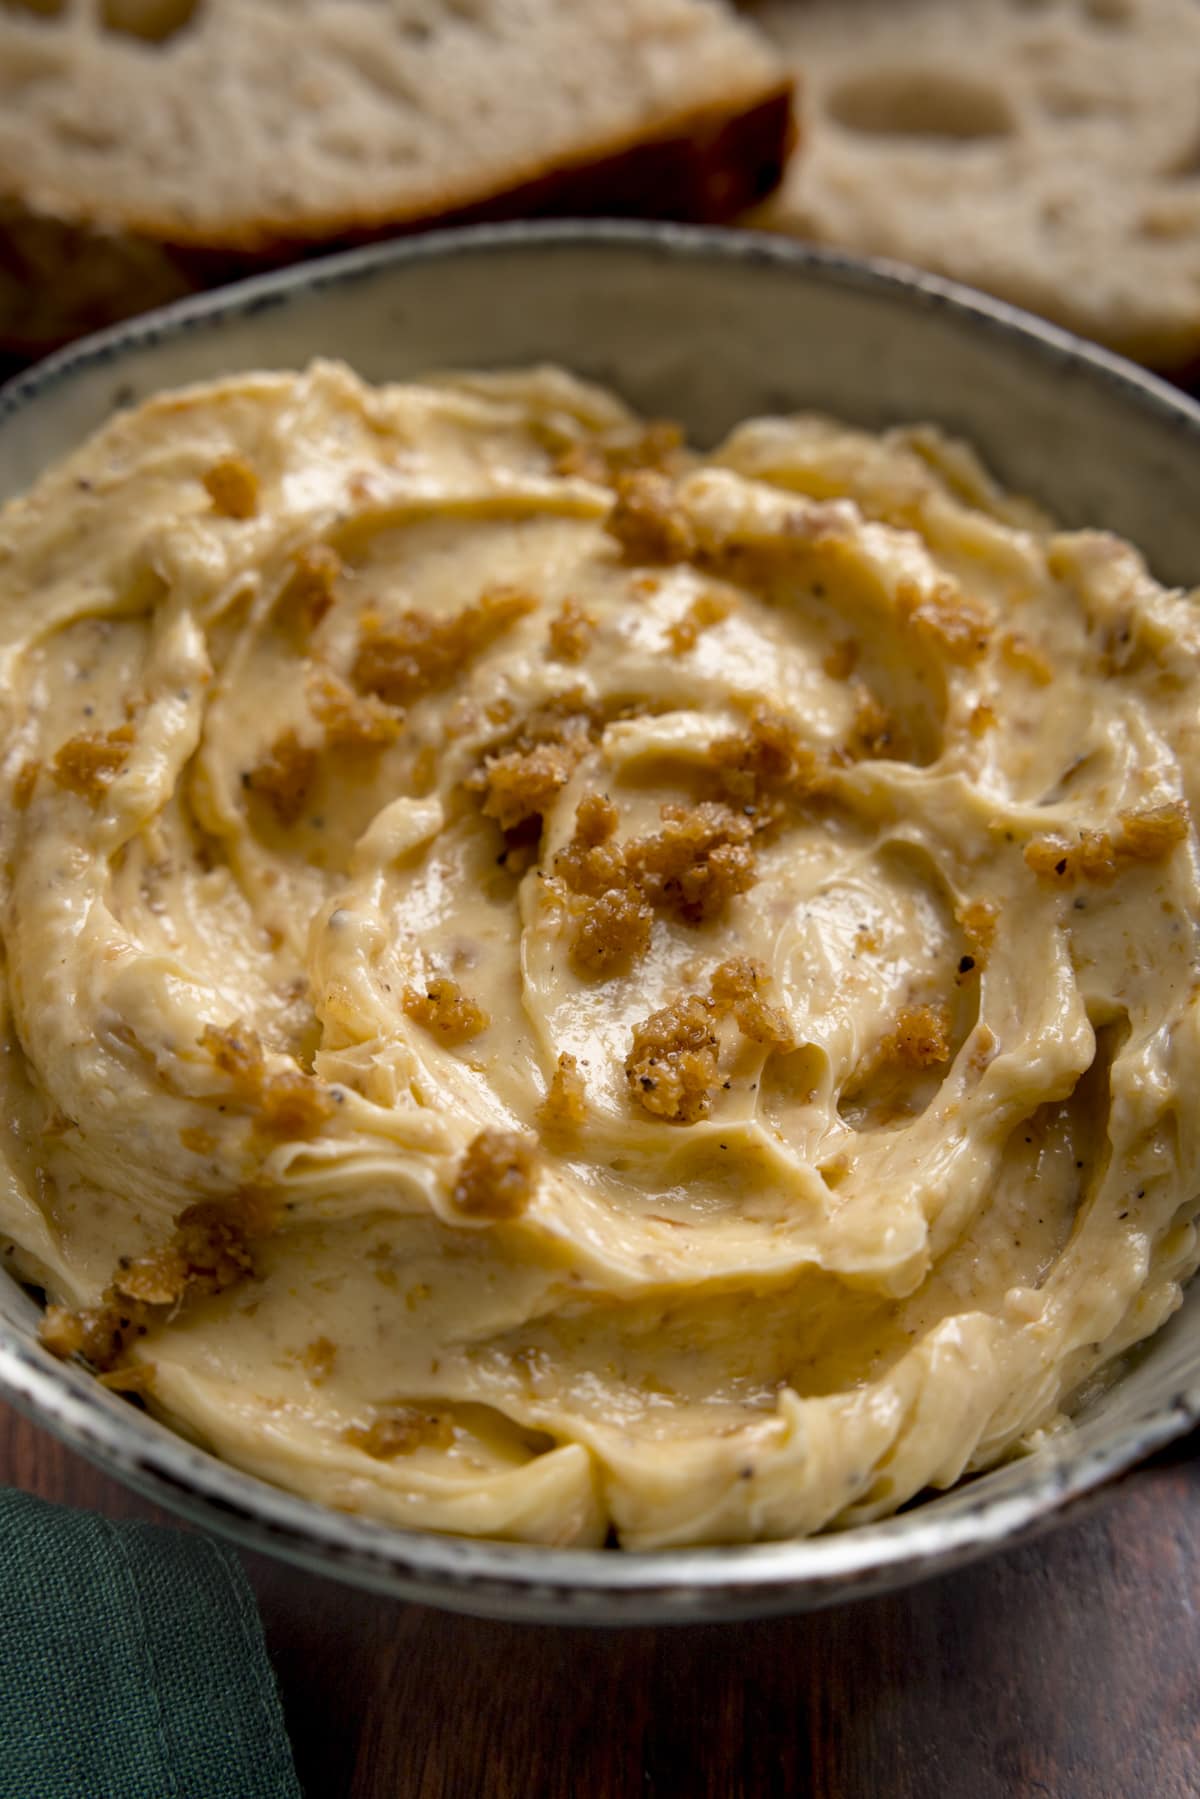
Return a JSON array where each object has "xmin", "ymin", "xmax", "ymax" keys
[
  {"xmin": 823, "ymin": 638, "xmax": 860, "ymax": 681},
  {"xmin": 277, "ymin": 544, "xmax": 341, "ymax": 632},
  {"xmin": 302, "ymin": 1336, "xmax": 337, "ymax": 1382},
  {"xmin": 547, "ymin": 597, "xmax": 596, "ymax": 663},
  {"xmin": 41, "ymin": 1193, "xmax": 276, "ymax": 1374},
  {"xmin": 570, "ymin": 887, "xmax": 654, "ymax": 976},
  {"xmin": 52, "ymin": 725, "xmax": 135, "ymax": 802},
  {"xmin": 200, "ymin": 1021, "xmax": 333, "ymax": 1138},
  {"xmin": 625, "ymin": 802, "xmax": 757, "ymax": 925},
  {"xmin": 709, "ymin": 956, "xmax": 794, "ymax": 1048},
  {"xmin": 344, "ymin": 1409, "xmax": 454, "ymax": 1459},
  {"xmin": 666, "ymin": 590, "xmax": 732, "ymax": 654},
  {"xmin": 244, "ymin": 729, "xmax": 318, "ymax": 826},
  {"xmin": 308, "ymin": 670, "xmax": 400, "ymax": 749},
  {"xmin": 968, "ymin": 703, "xmax": 997, "ymax": 738},
  {"xmin": 352, "ymin": 586, "xmax": 535, "ymax": 709},
  {"xmin": 403, "ymin": 978, "xmax": 490, "ymax": 1046},
  {"xmin": 555, "ymin": 419, "xmax": 685, "ymax": 485},
  {"xmin": 605, "ymin": 470, "xmax": 695, "ymax": 565},
  {"xmin": 881, "ymin": 1004, "xmax": 952, "ymax": 1070},
  {"xmin": 12, "ymin": 758, "xmax": 38, "ymax": 810},
  {"xmin": 451, "ymin": 1128, "xmax": 537, "ymax": 1220},
  {"xmin": 709, "ymin": 709, "xmax": 828, "ymax": 812},
  {"xmin": 895, "ymin": 576, "xmax": 991, "ymax": 663},
  {"xmin": 1025, "ymin": 801, "xmax": 1188, "ymax": 884},
  {"xmin": 538, "ymin": 1052, "xmax": 588, "ymax": 1136},
  {"xmin": 626, "ymin": 996, "xmax": 720, "ymax": 1124},
  {"xmin": 848, "ymin": 682, "xmax": 894, "ymax": 759},
  {"xmin": 473, "ymin": 738, "xmax": 585, "ymax": 833},
  {"xmin": 203, "ymin": 455, "xmax": 259, "ymax": 520},
  {"xmin": 958, "ymin": 899, "xmax": 998, "ymax": 958}
]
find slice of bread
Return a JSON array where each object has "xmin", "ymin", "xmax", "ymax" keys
[
  {"xmin": 0, "ymin": 0, "xmax": 793, "ymax": 354},
  {"xmin": 749, "ymin": 0, "xmax": 1200, "ymax": 373}
]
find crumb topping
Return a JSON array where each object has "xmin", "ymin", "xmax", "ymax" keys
[
  {"xmin": 52, "ymin": 726, "xmax": 135, "ymax": 802},
  {"xmin": 277, "ymin": 544, "xmax": 341, "ymax": 633},
  {"xmin": 344, "ymin": 1409, "xmax": 454, "ymax": 1459},
  {"xmin": 546, "ymin": 597, "xmax": 597, "ymax": 662},
  {"xmin": 605, "ymin": 470, "xmax": 695, "ymax": 565},
  {"xmin": 403, "ymin": 978, "xmax": 490, "ymax": 1046},
  {"xmin": 203, "ymin": 455, "xmax": 259, "ymax": 520},
  {"xmin": 666, "ymin": 590, "xmax": 732, "ymax": 654},
  {"xmin": 244, "ymin": 729, "xmax": 319, "ymax": 826},
  {"xmin": 1025, "ymin": 801, "xmax": 1189, "ymax": 884},
  {"xmin": 352, "ymin": 586, "xmax": 536, "ymax": 709},
  {"xmin": 451, "ymin": 1128, "xmax": 537, "ymax": 1220},
  {"xmin": 626, "ymin": 996, "xmax": 721, "ymax": 1124},
  {"xmin": 537, "ymin": 1051, "xmax": 588, "ymax": 1136},
  {"xmin": 199, "ymin": 1021, "xmax": 333, "ymax": 1138}
]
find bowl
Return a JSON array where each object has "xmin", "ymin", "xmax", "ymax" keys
[{"xmin": 2, "ymin": 221, "xmax": 1199, "ymax": 1625}]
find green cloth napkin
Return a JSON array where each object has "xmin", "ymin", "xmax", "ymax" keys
[{"xmin": 0, "ymin": 1488, "xmax": 300, "ymax": 1799}]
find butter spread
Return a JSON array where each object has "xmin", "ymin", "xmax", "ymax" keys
[{"xmin": 1, "ymin": 359, "xmax": 1197, "ymax": 1549}]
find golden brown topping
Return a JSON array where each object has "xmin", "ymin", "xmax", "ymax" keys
[
  {"xmin": 547, "ymin": 597, "xmax": 596, "ymax": 663},
  {"xmin": 41, "ymin": 1193, "xmax": 275, "ymax": 1373},
  {"xmin": 605, "ymin": 470, "xmax": 695, "ymax": 565},
  {"xmin": 881, "ymin": 1003, "xmax": 952, "ymax": 1070},
  {"xmin": 1001, "ymin": 633, "xmax": 1055, "ymax": 686},
  {"xmin": 666, "ymin": 590, "xmax": 733, "ymax": 654},
  {"xmin": 39, "ymin": 1304, "xmax": 122, "ymax": 1369},
  {"xmin": 301, "ymin": 1336, "xmax": 337, "ymax": 1382},
  {"xmin": 473, "ymin": 738, "xmax": 585, "ymax": 834},
  {"xmin": 403, "ymin": 978, "xmax": 490, "ymax": 1047},
  {"xmin": 277, "ymin": 544, "xmax": 341, "ymax": 632},
  {"xmin": 537, "ymin": 1052, "xmax": 588, "ymax": 1136},
  {"xmin": 52, "ymin": 725, "xmax": 135, "ymax": 802},
  {"xmin": 1025, "ymin": 801, "xmax": 1189, "ymax": 885},
  {"xmin": 958, "ymin": 899, "xmax": 998, "ymax": 958},
  {"xmin": 203, "ymin": 455, "xmax": 259, "ymax": 520},
  {"xmin": 12, "ymin": 758, "xmax": 38, "ymax": 811},
  {"xmin": 1116, "ymin": 802, "xmax": 1189, "ymax": 861},
  {"xmin": 848, "ymin": 683, "xmax": 894, "ymax": 759},
  {"xmin": 823, "ymin": 638, "xmax": 860, "ymax": 681},
  {"xmin": 569, "ymin": 887, "xmax": 654, "ymax": 977},
  {"xmin": 968, "ymin": 703, "xmax": 997, "ymax": 738},
  {"xmin": 895, "ymin": 576, "xmax": 991, "ymax": 663},
  {"xmin": 344, "ymin": 1409, "xmax": 454, "ymax": 1459},
  {"xmin": 626, "ymin": 996, "xmax": 720, "ymax": 1124},
  {"xmin": 709, "ymin": 956, "xmax": 793, "ymax": 1048},
  {"xmin": 709, "ymin": 709, "xmax": 827, "ymax": 811},
  {"xmin": 199, "ymin": 1022, "xmax": 334, "ymax": 1139},
  {"xmin": 451, "ymin": 1128, "xmax": 537, "ymax": 1220},
  {"xmin": 556, "ymin": 419, "xmax": 684, "ymax": 485},
  {"xmin": 352, "ymin": 586, "xmax": 535, "ymax": 709},
  {"xmin": 625, "ymin": 802, "xmax": 757, "ymax": 925},
  {"xmin": 243, "ymin": 729, "xmax": 318, "ymax": 826},
  {"xmin": 308, "ymin": 671, "xmax": 400, "ymax": 749}
]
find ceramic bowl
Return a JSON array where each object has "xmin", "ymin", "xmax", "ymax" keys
[{"xmin": 2, "ymin": 222, "xmax": 1199, "ymax": 1625}]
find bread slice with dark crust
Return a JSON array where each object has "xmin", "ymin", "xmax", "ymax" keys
[{"xmin": 0, "ymin": 0, "xmax": 794, "ymax": 355}]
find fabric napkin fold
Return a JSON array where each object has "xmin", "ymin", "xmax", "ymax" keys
[{"xmin": 0, "ymin": 1487, "xmax": 300, "ymax": 1799}]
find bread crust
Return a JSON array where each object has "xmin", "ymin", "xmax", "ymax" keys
[{"xmin": 0, "ymin": 84, "xmax": 794, "ymax": 355}]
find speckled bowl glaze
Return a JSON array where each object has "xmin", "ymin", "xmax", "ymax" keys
[{"xmin": 2, "ymin": 222, "xmax": 1199, "ymax": 1625}]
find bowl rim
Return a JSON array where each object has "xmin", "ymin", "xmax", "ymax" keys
[{"xmin": 3, "ymin": 217, "xmax": 1200, "ymax": 1623}]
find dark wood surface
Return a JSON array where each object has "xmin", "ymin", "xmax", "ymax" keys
[{"xmin": 4, "ymin": 1400, "xmax": 1200, "ymax": 1798}]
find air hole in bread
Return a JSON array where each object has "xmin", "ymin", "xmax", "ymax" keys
[
  {"xmin": 825, "ymin": 68, "xmax": 1016, "ymax": 141},
  {"xmin": 98, "ymin": 0, "xmax": 198, "ymax": 41}
]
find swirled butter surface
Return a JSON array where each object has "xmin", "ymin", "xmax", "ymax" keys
[{"xmin": 1, "ymin": 360, "xmax": 1198, "ymax": 1549}]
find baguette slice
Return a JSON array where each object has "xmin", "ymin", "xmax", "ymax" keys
[
  {"xmin": 750, "ymin": 0, "xmax": 1200, "ymax": 374},
  {"xmin": 0, "ymin": 0, "xmax": 793, "ymax": 354}
]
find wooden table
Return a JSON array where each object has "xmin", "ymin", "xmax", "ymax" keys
[{"xmin": 5, "ymin": 1400, "xmax": 1200, "ymax": 1797}]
